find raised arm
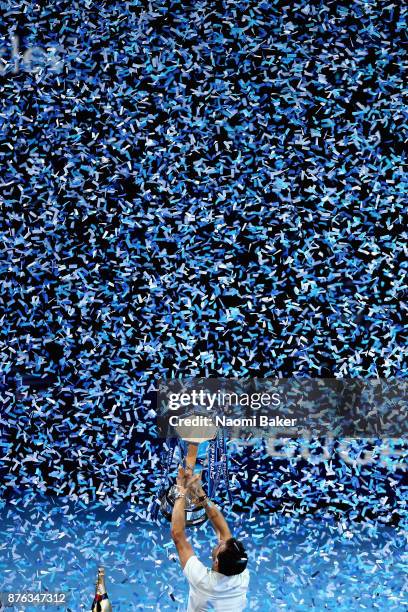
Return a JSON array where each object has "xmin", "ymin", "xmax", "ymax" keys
[
  {"xmin": 203, "ymin": 498, "xmax": 232, "ymax": 542},
  {"xmin": 170, "ymin": 466, "xmax": 194, "ymax": 568},
  {"xmin": 187, "ymin": 476, "xmax": 231, "ymax": 542}
]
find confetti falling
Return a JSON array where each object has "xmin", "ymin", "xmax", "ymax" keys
[
  {"xmin": 0, "ymin": 499, "xmax": 407, "ymax": 611},
  {"xmin": 0, "ymin": 0, "xmax": 407, "ymax": 608}
]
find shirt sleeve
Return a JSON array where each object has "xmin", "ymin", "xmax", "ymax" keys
[{"xmin": 183, "ymin": 555, "xmax": 208, "ymax": 586}]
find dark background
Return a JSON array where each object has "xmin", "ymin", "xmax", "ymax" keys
[{"xmin": 0, "ymin": 0, "xmax": 406, "ymax": 523}]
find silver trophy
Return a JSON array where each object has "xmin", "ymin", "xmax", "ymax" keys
[{"xmin": 159, "ymin": 417, "xmax": 218, "ymax": 526}]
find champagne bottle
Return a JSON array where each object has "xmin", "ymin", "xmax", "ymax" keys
[{"xmin": 91, "ymin": 566, "xmax": 112, "ymax": 612}]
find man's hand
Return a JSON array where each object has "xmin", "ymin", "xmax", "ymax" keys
[
  {"xmin": 184, "ymin": 473, "xmax": 232, "ymax": 542},
  {"xmin": 185, "ymin": 473, "xmax": 204, "ymax": 503},
  {"xmin": 177, "ymin": 466, "xmax": 202, "ymax": 497}
]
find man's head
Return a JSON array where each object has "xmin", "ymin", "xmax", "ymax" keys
[{"xmin": 212, "ymin": 538, "xmax": 248, "ymax": 576}]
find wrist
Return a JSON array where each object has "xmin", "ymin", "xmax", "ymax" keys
[
  {"xmin": 204, "ymin": 500, "xmax": 218, "ymax": 516},
  {"xmin": 174, "ymin": 485, "xmax": 187, "ymax": 500}
]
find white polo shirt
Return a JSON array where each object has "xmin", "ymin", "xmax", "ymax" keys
[{"xmin": 183, "ymin": 555, "xmax": 249, "ymax": 611}]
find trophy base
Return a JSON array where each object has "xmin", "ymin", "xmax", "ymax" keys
[{"xmin": 160, "ymin": 485, "xmax": 208, "ymax": 526}]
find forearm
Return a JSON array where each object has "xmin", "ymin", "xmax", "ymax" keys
[
  {"xmin": 171, "ymin": 498, "xmax": 186, "ymax": 539},
  {"xmin": 170, "ymin": 493, "xmax": 194, "ymax": 568},
  {"xmin": 202, "ymin": 499, "xmax": 231, "ymax": 540}
]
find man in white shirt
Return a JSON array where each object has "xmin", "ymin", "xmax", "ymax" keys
[{"xmin": 170, "ymin": 467, "xmax": 249, "ymax": 611}]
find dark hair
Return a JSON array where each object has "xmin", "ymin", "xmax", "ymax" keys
[{"xmin": 217, "ymin": 538, "xmax": 248, "ymax": 576}]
